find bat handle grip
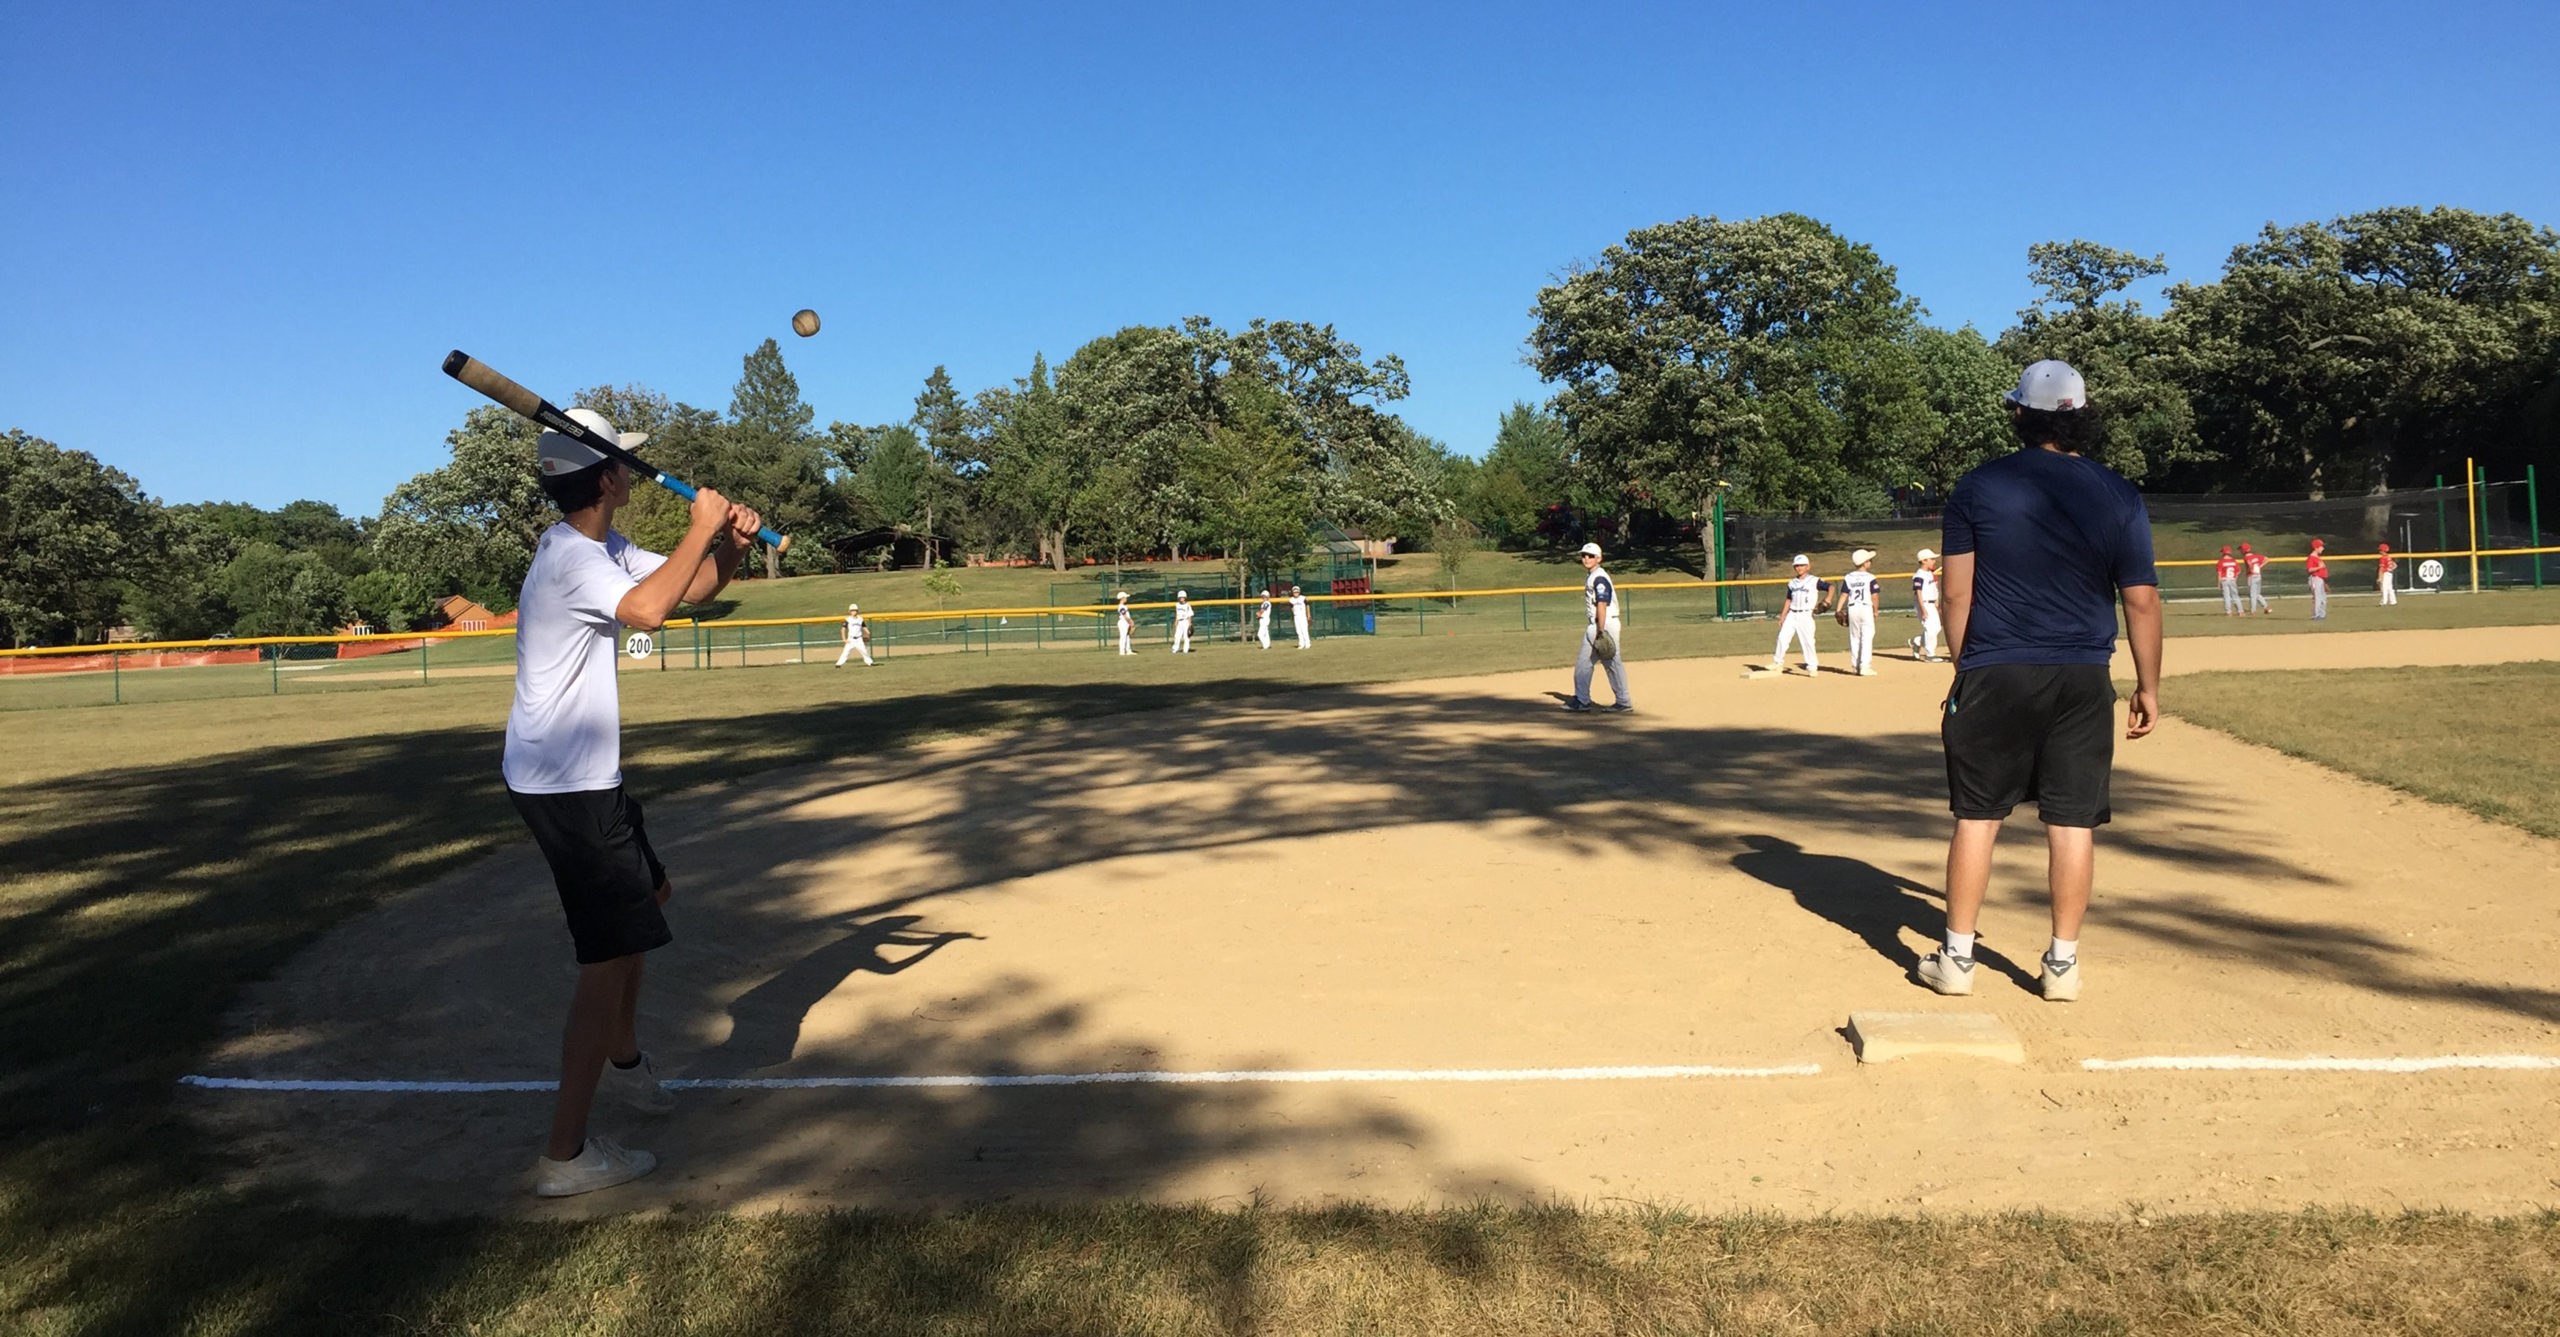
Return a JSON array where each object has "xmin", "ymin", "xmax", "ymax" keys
[{"xmin": 644, "ymin": 473, "xmax": 792, "ymax": 553}]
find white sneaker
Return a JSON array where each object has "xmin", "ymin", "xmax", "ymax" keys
[
  {"xmin": 1917, "ymin": 950, "xmax": 1975, "ymax": 996},
  {"xmin": 533, "ymin": 1136, "xmax": 657, "ymax": 1198},
  {"xmin": 1858, "ymin": 667, "xmax": 1878, "ymax": 676},
  {"xmin": 2040, "ymin": 953, "xmax": 2083, "ymax": 1002},
  {"xmin": 600, "ymin": 1051, "xmax": 675, "ymax": 1114}
]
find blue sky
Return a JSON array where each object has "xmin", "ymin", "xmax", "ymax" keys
[{"xmin": 5, "ymin": 1, "xmax": 2555, "ymax": 514}]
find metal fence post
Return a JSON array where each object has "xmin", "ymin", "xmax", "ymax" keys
[
  {"xmin": 2466, "ymin": 460, "xmax": 2480, "ymax": 593},
  {"xmin": 1520, "ymin": 593, "xmax": 1528, "ymax": 631},
  {"xmin": 112, "ymin": 649, "xmax": 121, "ymax": 704},
  {"xmin": 797, "ymin": 624, "xmax": 805, "ymax": 663},
  {"xmin": 271, "ymin": 645, "xmax": 280, "ymax": 694},
  {"xmin": 2530, "ymin": 463, "xmax": 2544, "ymax": 589},
  {"xmin": 2435, "ymin": 475, "xmax": 2448, "ymax": 557}
]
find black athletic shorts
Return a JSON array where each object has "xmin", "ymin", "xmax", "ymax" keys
[
  {"xmin": 510, "ymin": 786, "xmax": 673, "ymax": 964},
  {"xmin": 1941, "ymin": 663, "xmax": 2117, "ymax": 827}
]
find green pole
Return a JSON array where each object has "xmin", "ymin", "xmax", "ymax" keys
[
  {"xmin": 2479, "ymin": 465, "xmax": 2495, "ymax": 590},
  {"xmin": 271, "ymin": 644, "xmax": 280, "ymax": 694},
  {"xmin": 2435, "ymin": 475, "xmax": 2448, "ymax": 556},
  {"xmin": 1712, "ymin": 491, "xmax": 1727, "ymax": 618},
  {"xmin": 1520, "ymin": 592, "xmax": 1528, "ymax": 631},
  {"xmin": 112, "ymin": 649, "xmax": 121, "ymax": 704},
  {"xmin": 739, "ymin": 626, "xmax": 747, "ymax": 668},
  {"xmin": 2530, "ymin": 464, "xmax": 2543, "ymax": 589},
  {"xmin": 797, "ymin": 624, "xmax": 805, "ymax": 663}
]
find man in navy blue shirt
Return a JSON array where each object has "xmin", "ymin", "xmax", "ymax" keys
[{"xmin": 1918, "ymin": 360, "xmax": 2164, "ymax": 1004}]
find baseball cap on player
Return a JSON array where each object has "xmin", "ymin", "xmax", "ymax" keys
[
  {"xmin": 1791, "ymin": 553, "xmax": 1811, "ymax": 567},
  {"xmin": 1917, "ymin": 547, "xmax": 1937, "ymax": 562},
  {"xmin": 847, "ymin": 603, "xmax": 859, "ymax": 611},
  {"xmin": 1851, "ymin": 548, "xmax": 1875, "ymax": 566},
  {"xmin": 1577, "ymin": 542, "xmax": 1603, "ymax": 558},
  {"xmin": 537, "ymin": 407, "xmax": 649, "ymax": 477},
  {"xmin": 2005, "ymin": 359, "xmax": 2087, "ymax": 412}
]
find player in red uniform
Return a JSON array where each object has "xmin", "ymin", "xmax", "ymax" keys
[
  {"xmin": 2306, "ymin": 539, "xmax": 2331, "ymax": 620},
  {"xmin": 2377, "ymin": 542, "xmax": 2398, "ymax": 606},
  {"xmin": 2241, "ymin": 543, "xmax": 2272, "ymax": 614},
  {"xmin": 2215, "ymin": 546, "xmax": 2241, "ymax": 615}
]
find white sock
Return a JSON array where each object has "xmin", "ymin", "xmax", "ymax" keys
[
  {"xmin": 1944, "ymin": 931, "xmax": 1975, "ymax": 959},
  {"xmin": 2048, "ymin": 937, "xmax": 2078, "ymax": 965}
]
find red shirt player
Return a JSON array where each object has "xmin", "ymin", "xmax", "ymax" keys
[
  {"xmin": 2306, "ymin": 539, "xmax": 2331, "ymax": 619},
  {"xmin": 2241, "ymin": 543, "xmax": 2270, "ymax": 614},
  {"xmin": 2215, "ymin": 546, "xmax": 2241, "ymax": 615},
  {"xmin": 2377, "ymin": 542, "xmax": 2398, "ymax": 607}
]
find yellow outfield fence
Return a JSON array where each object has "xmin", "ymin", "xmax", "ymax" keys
[{"xmin": 2, "ymin": 543, "xmax": 2554, "ymax": 711}]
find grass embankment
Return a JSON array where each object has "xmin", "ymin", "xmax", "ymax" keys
[
  {"xmin": 2172, "ymin": 661, "xmax": 2560, "ymax": 839},
  {"xmin": 5, "ymin": 601, "xmax": 2560, "ymax": 1332}
]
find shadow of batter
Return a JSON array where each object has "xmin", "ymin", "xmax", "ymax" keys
[{"xmin": 699, "ymin": 914, "xmax": 981, "ymax": 1074}]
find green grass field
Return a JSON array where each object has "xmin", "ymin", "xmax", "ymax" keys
[
  {"xmin": 5, "ymin": 600, "xmax": 2560, "ymax": 1332},
  {"xmin": 2172, "ymin": 662, "xmax": 2560, "ymax": 839}
]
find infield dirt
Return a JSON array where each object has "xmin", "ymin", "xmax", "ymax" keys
[{"xmin": 193, "ymin": 626, "xmax": 2560, "ymax": 1218}]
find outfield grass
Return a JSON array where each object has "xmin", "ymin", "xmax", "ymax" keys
[
  {"xmin": 6, "ymin": 616, "xmax": 2560, "ymax": 1332},
  {"xmin": 2172, "ymin": 661, "xmax": 2560, "ymax": 839}
]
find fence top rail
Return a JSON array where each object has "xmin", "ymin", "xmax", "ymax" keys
[{"xmin": 9, "ymin": 544, "xmax": 2552, "ymax": 658}]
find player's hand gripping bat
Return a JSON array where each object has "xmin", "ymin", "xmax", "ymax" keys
[{"xmin": 442, "ymin": 350, "xmax": 792, "ymax": 554}]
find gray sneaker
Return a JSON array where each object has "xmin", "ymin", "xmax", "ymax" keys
[
  {"xmin": 533, "ymin": 1135, "xmax": 657, "ymax": 1198},
  {"xmin": 1916, "ymin": 950, "xmax": 1975, "ymax": 996},
  {"xmin": 2039, "ymin": 953, "xmax": 2083, "ymax": 1002},
  {"xmin": 600, "ymin": 1051, "xmax": 674, "ymax": 1114}
]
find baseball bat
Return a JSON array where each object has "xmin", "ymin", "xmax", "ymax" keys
[{"xmin": 441, "ymin": 350, "xmax": 792, "ymax": 554}]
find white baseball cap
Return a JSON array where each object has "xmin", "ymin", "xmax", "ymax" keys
[
  {"xmin": 847, "ymin": 603, "xmax": 859, "ymax": 611},
  {"xmin": 1577, "ymin": 542, "xmax": 1603, "ymax": 558},
  {"xmin": 1851, "ymin": 548, "xmax": 1875, "ymax": 566},
  {"xmin": 1916, "ymin": 547, "xmax": 1937, "ymax": 561},
  {"xmin": 2005, "ymin": 360, "xmax": 2088, "ymax": 412},
  {"xmin": 537, "ymin": 407, "xmax": 649, "ymax": 476},
  {"xmin": 1177, "ymin": 590, "xmax": 1188, "ymax": 599},
  {"xmin": 1791, "ymin": 553, "xmax": 1812, "ymax": 567}
]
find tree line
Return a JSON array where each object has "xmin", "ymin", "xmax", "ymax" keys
[{"xmin": 4, "ymin": 204, "xmax": 2551, "ymax": 645}]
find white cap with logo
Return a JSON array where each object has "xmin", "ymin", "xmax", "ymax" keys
[
  {"xmin": 2006, "ymin": 360, "xmax": 2087, "ymax": 412},
  {"xmin": 537, "ymin": 407, "xmax": 649, "ymax": 476},
  {"xmin": 1791, "ymin": 553, "xmax": 1812, "ymax": 567},
  {"xmin": 1577, "ymin": 542, "xmax": 1603, "ymax": 558},
  {"xmin": 1851, "ymin": 548, "xmax": 1875, "ymax": 566}
]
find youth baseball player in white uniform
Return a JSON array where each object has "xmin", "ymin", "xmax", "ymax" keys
[
  {"xmin": 1115, "ymin": 593, "xmax": 1134, "ymax": 655},
  {"xmin": 832, "ymin": 603, "xmax": 871, "ymax": 667},
  {"xmin": 1908, "ymin": 548, "xmax": 1946, "ymax": 660},
  {"xmin": 1830, "ymin": 548, "xmax": 1880, "ymax": 675},
  {"xmin": 1566, "ymin": 541, "xmax": 1631, "ymax": 712},
  {"xmin": 1765, "ymin": 554, "xmax": 1824, "ymax": 675},
  {"xmin": 1170, "ymin": 591, "xmax": 1194, "ymax": 653},
  {"xmin": 1289, "ymin": 585, "xmax": 1311, "ymax": 648},
  {"xmin": 1255, "ymin": 590, "xmax": 1273, "ymax": 648}
]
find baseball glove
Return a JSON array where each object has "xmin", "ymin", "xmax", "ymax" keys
[
  {"xmin": 1834, "ymin": 607, "xmax": 1850, "ymax": 627},
  {"xmin": 1589, "ymin": 629, "xmax": 1618, "ymax": 661}
]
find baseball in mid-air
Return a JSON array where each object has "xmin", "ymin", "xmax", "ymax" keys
[{"xmin": 791, "ymin": 308, "xmax": 821, "ymax": 338}]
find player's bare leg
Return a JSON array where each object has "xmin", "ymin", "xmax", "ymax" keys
[
  {"xmin": 547, "ymin": 953, "xmax": 644, "ymax": 1161},
  {"xmin": 2039, "ymin": 824, "xmax": 2093, "ymax": 1000},
  {"xmin": 1920, "ymin": 818, "xmax": 2000, "ymax": 995}
]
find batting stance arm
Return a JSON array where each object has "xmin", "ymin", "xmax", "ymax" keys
[{"xmin": 616, "ymin": 488, "xmax": 752, "ymax": 631}]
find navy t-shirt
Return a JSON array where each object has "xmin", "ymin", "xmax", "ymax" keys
[{"xmin": 1941, "ymin": 448, "xmax": 2157, "ymax": 668}]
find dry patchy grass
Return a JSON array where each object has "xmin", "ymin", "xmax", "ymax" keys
[{"xmin": 2171, "ymin": 661, "xmax": 2560, "ymax": 838}]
